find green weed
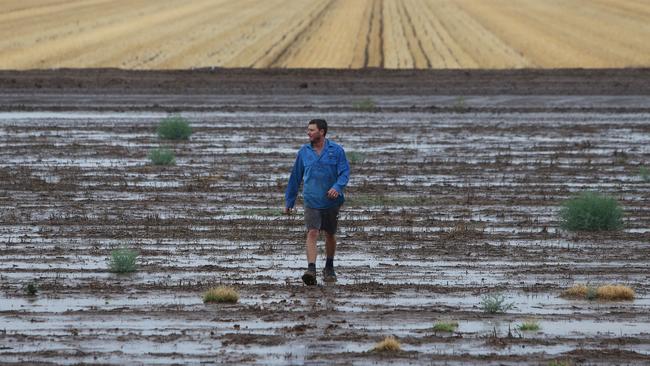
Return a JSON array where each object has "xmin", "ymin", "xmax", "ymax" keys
[
  {"xmin": 109, "ymin": 247, "xmax": 138, "ymax": 273},
  {"xmin": 432, "ymin": 321, "xmax": 459, "ymax": 332},
  {"xmin": 559, "ymin": 191, "xmax": 623, "ymax": 231},
  {"xmin": 148, "ymin": 148, "xmax": 176, "ymax": 165},
  {"xmin": 157, "ymin": 115, "xmax": 192, "ymax": 140},
  {"xmin": 480, "ymin": 293, "xmax": 515, "ymax": 314},
  {"xmin": 518, "ymin": 320, "xmax": 540, "ymax": 331}
]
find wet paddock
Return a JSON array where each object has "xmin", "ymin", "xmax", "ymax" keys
[{"xmin": 1, "ymin": 110, "xmax": 649, "ymax": 365}]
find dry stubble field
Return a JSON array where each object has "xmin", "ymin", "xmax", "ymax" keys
[{"xmin": 2, "ymin": 0, "xmax": 650, "ymax": 69}]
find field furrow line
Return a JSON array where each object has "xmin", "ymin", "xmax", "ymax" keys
[
  {"xmin": 352, "ymin": 0, "xmax": 374, "ymax": 68},
  {"xmin": 402, "ymin": 0, "xmax": 432, "ymax": 68},
  {"xmin": 265, "ymin": 0, "xmax": 336, "ymax": 67},
  {"xmin": 278, "ymin": 0, "xmax": 370, "ymax": 68},
  {"xmin": 226, "ymin": 0, "xmax": 329, "ymax": 68}
]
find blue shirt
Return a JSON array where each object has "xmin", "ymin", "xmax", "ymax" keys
[{"xmin": 285, "ymin": 139, "xmax": 350, "ymax": 209}]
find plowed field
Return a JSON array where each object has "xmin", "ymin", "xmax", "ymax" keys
[
  {"xmin": 2, "ymin": 0, "xmax": 650, "ymax": 69},
  {"xmin": 1, "ymin": 69, "xmax": 650, "ymax": 365}
]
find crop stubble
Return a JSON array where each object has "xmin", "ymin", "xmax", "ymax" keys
[{"xmin": 2, "ymin": 0, "xmax": 650, "ymax": 69}]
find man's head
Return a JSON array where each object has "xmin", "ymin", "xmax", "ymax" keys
[{"xmin": 307, "ymin": 119, "xmax": 327, "ymax": 143}]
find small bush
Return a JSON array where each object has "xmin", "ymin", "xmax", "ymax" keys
[
  {"xmin": 148, "ymin": 148, "xmax": 176, "ymax": 165},
  {"xmin": 480, "ymin": 293, "xmax": 515, "ymax": 314},
  {"xmin": 352, "ymin": 98, "xmax": 376, "ymax": 111},
  {"xmin": 203, "ymin": 286, "xmax": 239, "ymax": 304},
  {"xmin": 157, "ymin": 115, "xmax": 192, "ymax": 140},
  {"xmin": 372, "ymin": 336, "xmax": 401, "ymax": 352},
  {"xmin": 109, "ymin": 247, "xmax": 138, "ymax": 273},
  {"xmin": 518, "ymin": 320, "xmax": 540, "ymax": 331},
  {"xmin": 559, "ymin": 191, "xmax": 623, "ymax": 231},
  {"xmin": 25, "ymin": 282, "xmax": 38, "ymax": 296},
  {"xmin": 562, "ymin": 284, "xmax": 634, "ymax": 301},
  {"xmin": 639, "ymin": 166, "xmax": 650, "ymax": 182},
  {"xmin": 432, "ymin": 321, "xmax": 458, "ymax": 332}
]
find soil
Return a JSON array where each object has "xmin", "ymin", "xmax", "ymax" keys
[{"xmin": 0, "ymin": 68, "xmax": 649, "ymax": 365}]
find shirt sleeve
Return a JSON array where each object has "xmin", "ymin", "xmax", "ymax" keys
[
  {"xmin": 285, "ymin": 150, "xmax": 304, "ymax": 208},
  {"xmin": 332, "ymin": 147, "xmax": 350, "ymax": 194}
]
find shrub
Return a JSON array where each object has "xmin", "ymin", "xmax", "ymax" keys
[
  {"xmin": 203, "ymin": 286, "xmax": 239, "ymax": 304},
  {"xmin": 432, "ymin": 321, "xmax": 458, "ymax": 332},
  {"xmin": 148, "ymin": 148, "xmax": 176, "ymax": 165},
  {"xmin": 352, "ymin": 98, "xmax": 376, "ymax": 111},
  {"xmin": 372, "ymin": 336, "xmax": 401, "ymax": 352},
  {"xmin": 347, "ymin": 151, "xmax": 366, "ymax": 164},
  {"xmin": 25, "ymin": 282, "xmax": 38, "ymax": 296},
  {"xmin": 559, "ymin": 191, "xmax": 623, "ymax": 231},
  {"xmin": 157, "ymin": 115, "xmax": 192, "ymax": 140},
  {"xmin": 518, "ymin": 320, "xmax": 540, "ymax": 331},
  {"xmin": 480, "ymin": 293, "xmax": 515, "ymax": 314},
  {"xmin": 562, "ymin": 284, "xmax": 634, "ymax": 301},
  {"xmin": 109, "ymin": 247, "xmax": 138, "ymax": 273}
]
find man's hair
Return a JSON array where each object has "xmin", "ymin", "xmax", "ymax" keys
[{"xmin": 309, "ymin": 119, "xmax": 327, "ymax": 135}]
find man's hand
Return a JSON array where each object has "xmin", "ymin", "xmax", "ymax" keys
[
  {"xmin": 284, "ymin": 207, "xmax": 294, "ymax": 215},
  {"xmin": 326, "ymin": 188, "xmax": 339, "ymax": 200}
]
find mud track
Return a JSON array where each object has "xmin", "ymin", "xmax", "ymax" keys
[{"xmin": 0, "ymin": 69, "xmax": 649, "ymax": 365}]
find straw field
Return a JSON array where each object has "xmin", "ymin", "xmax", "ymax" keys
[{"xmin": 2, "ymin": 0, "xmax": 649, "ymax": 69}]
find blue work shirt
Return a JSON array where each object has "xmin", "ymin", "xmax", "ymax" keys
[{"xmin": 285, "ymin": 139, "xmax": 350, "ymax": 209}]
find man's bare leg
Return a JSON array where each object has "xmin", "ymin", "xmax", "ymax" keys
[
  {"xmin": 325, "ymin": 232, "xmax": 336, "ymax": 259},
  {"xmin": 306, "ymin": 229, "xmax": 319, "ymax": 263},
  {"xmin": 302, "ymin": 229, "xmax": 319, "ymax": 285},
  {"xmin": 323, "ymin": 232, "xmax": 337, "ymax": 282}
]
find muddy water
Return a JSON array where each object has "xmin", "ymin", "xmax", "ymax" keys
[{"xmin": 1, "ymin": 110, "xmax": 649, "ymax": 365}]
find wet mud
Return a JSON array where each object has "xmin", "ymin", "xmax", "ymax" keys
[{"xmin": 1, "ymin": 70, "xmax": 649, "ymax": 365}]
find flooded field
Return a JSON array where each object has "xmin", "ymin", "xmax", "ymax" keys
[{"xmin": 1, "ymin": 109, "xmax": 649, "ymax": 365}]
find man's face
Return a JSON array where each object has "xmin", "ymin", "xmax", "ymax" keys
[{"xmin": 307, "ymin": 124, "xmax": 324, "ymax": 143}]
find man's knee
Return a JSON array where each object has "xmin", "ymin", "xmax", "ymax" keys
[
  {"xmin": 307, "ymin": 229, "xmax": 319, "ymax": 238},
  {"xmin": 325, "ymin": 232, "xmax": 336, "ymax": 241}
]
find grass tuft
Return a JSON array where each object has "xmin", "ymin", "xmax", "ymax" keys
[
  {"xmin": 597, "ymin": 285, "xmax": 635, "ymax": 300},
  {"xmin": 352, "ymin": 98, "xmax": 376, "ymax": 111},
  {"xmin": 148, "ymin": 148, "xmax": 176, "ymax": 165},
  {"xmin": 432, "ymin": 321, "xmax": 458, "ymax": 332},
  {"xmin": 518, "ymin": 320, "xmax": 540, "ymax": 331},
  {"xmin": 480, "ymin": 293, "xmax": 515, "ymax": 314},
  {"xmin": 559, "ymin": 191, "xmax": 623, "ymax": 231},
  {"xmin": 157, "ymin": 115, "xmax": 192, "ymax": 140},
  {"xmin": 562, "ymin": 284, "xmax": 634, "ymax": 301},
  {"xmin": 203, "ymin": 286, "xmax": 240, "ymax": 304},
  {"xmin": 109, "ymin": 247, "xmax": 138, "ymax": 273},
  {"xmin": 372, "ymin": 336, "xmax": 401, "ymax": 352}
]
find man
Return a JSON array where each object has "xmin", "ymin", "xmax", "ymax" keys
[{"xmin": 285, "ymin": 119, "xmax": 350, "ymax": 286}]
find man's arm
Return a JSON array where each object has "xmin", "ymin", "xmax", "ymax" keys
[{"xmin": 285, "ymin": 151, "xmax": 304, "ymax": 210}]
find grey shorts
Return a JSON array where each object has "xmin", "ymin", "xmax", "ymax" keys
[{"xmin": 304, "ymin": 205, "xmax": 341, "ymax": 235}]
